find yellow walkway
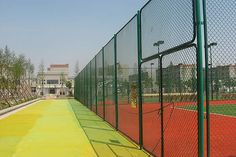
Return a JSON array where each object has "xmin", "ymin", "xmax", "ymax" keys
[{"xmin": 0, "ymin": 99, "xmax": 149, "ymax": 157}]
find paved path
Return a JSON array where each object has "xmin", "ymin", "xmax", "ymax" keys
[{"xmin": 0, "ymin": 99, "xmax": 149, "ymax": 157}]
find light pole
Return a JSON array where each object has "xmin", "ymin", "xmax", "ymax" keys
[
  {"xmin": 208, "ymin": 42, "xmax": 217, "ymax": 100},
  {"xmin": 153, "ymin": 40, "xmax": 164, "ymax": 101},
  {"xmin": 150, "ymin": 62, "xmax": 154, "ymax": 93},
  {"xmin": 153, "ymin": 40, "xmax": 165, "ymax": 54}
]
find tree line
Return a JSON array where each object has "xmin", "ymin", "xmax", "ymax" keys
[{"xmin": 0, "ymin": 46, "xmax": 36, "ymax": 109}]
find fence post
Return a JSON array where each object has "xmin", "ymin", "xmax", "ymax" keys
[
  {"xmin": 95, "ymin": 56, "xmax": 98, "ymax": 114},
  {"xmin": 90, "ymin": 62, "xmax": 92, "ymax": 110},
  {"xmin": 202, "ymin": 0, "xmax": 210, "ymax": 156},
  {"xmin": 159, "ymin": 56, "xmax": 164, "ymax": 157},
  {"xmin": 114, "ymin": 34, "xmax": 119, "ymax": 130},
  {"xmin": 86, "ymin": 67, "xmax": 88, "ymax": 107},
  {"xmin": 196, "ymin": 0, "xmax": 205, "ymax": 157},
  {"xmin": 84, "ymin": 70, "xmax": 85, "ymax": 106},
  {"xmin": 137, "ymin": 10, "xmax": 143, "ymax": 149}
]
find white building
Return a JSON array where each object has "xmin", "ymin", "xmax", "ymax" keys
[{"xmin": 37, "ymin": 64, "xmax": 74, "ymax": 96}]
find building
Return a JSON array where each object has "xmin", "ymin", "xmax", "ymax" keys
[
  {"xmin": 157, "ymin": 63, "xmax": 197, "ymax": 93},
  {"xmin": 212, "ymin": 64, "xmax": 236, "ymax": 80},
  {"xmin": 211, "ymin": 64, "xmax": 236, "ymax": 92},
  {"xmin": 37, "ymin": 64, "xmax": 74, "ymax": 96}
]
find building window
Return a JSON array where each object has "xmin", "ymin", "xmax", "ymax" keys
[{"xmin": 47, "ymin": 80, "xmax": 59, "ymax": 84}]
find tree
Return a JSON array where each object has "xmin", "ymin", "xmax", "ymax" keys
[
  {"xmin": 26, "ymin": 59, "xmax": 34, "ymax": 85},
  {"xmin": 60, "ymin": 72, "xmax": 66, "ymax": 95},
  {"xmin": 38, "ymin": 60, "xmax": 45, "ymax": 95},
  {"xmin": 0, "ymin": 46, "xmax": 35, "ymax": 107},
  {"xmin": 66, "ymin": 80, "xmax": 72, "ymax": 96},
  {"xmin": 74, "ymin": 60, "xmax": 80, "ymax": 76},
  {"xmin": 223, "ymin": 78, "xmax": 236, "ymax": 92}
]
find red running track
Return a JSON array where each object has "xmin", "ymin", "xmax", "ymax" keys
[{"xmin": 95, "ymin": 100, "xmax": 236, "ymax": 157}]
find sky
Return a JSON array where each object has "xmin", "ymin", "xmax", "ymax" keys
[{"xmin": 0, "ymin": 0, "xmax": 148, "ymax": 76}]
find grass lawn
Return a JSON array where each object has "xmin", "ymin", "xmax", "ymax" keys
[{"xmin": 178, "ymin": 104, "xmax": 236, "ymax": 117}]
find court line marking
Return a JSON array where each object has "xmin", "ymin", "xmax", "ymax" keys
[{"xmin": 174, "ymin": 106, "xmax": 236, "ymax": 119}]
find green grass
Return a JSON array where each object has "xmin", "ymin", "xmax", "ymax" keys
[
  {"xmin": 178, "ymin": 104, "xmax": 236, "ymax": 117},
  {"xmin": 143, "ymin": 97, "xmax": 159, "ymax": 103}
]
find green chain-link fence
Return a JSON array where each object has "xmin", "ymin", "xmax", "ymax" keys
[
  {"xmin": 74, "ymin": 0, "xmax": 236, "ymax": 156},
  {"xmin": 104, "ymin": 38, "xmax": 116, "ymax": 127},
  {"xmin": 204, "ymin": 1, "xmax": 236, "ymax": 157}
]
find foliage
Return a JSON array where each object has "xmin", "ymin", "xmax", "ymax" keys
[
  {"xmin": 66, "ymin": 80, "xmax": 72, "ymax": 89},
  {"xmin": 0, "ymin": 46, "xmax": 35, "ymax": 108},
  {"xmin": 74, "ymin": 60, "xmax": 80, "ymax": 76}
]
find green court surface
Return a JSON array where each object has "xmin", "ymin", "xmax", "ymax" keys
[
  {"xmin": 0, "ymin": 99, "xmax": 149, "ymax": 157},
  {"xmin": 178, "ymin": 104, "xmax": 236, "ymax": 117}
]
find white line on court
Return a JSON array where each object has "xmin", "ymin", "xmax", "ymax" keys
[{"xmin": 174, "ymin": 107, "xmax": 236, "ymax": 119}]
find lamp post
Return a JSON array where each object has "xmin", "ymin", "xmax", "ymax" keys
[
  {"xmin": 153, "ymin": 40, "xmax": 164, "ymax": 101},
  {"xmin": 153, "ymin": 40, "xmax": 165, "ymax": 54},
  {"xmin": 208, "ymin": 42, "xmax": 217, "ymax": 100},
  {"xmin": 150, "ymin": 62, "xmax": 154, "ymax": 93}
]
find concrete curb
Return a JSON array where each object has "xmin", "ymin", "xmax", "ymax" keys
[{"xmin": 0, "ymin": 98, "xmax": 41, "ymax": 116}]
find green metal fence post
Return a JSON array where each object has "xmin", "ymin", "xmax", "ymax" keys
[
  {"xmin": 85, "ymin": 65, "xmax": 88, "ymax": 108},
  {"xmin": 83, "ymin": 69, "xmax": 87, "ymax": 106},
  {"xmin": 95, "ymin": 56, "xmax": 98, "ymax": 114},
  {"xmin": 160, "ymin": 56, "xmax": 164, "ymax": 157},
  {"xmin": 114, "ymin": 34, "xmax": 119, "ymax": 130},
  {"xmin": 102, "ymin": 47, "xmax": 105, "ymax": 120},
  {"xmin": 137, "ymin": 10, "xmax": 143, "ymax": 149},
  {"xmin": 196, "ymin": 0, "xmax": 205, "ymax": 156},
  {"xmin": 90, "ymin": 62, "xmax": 92, "ymax": 110},
  {"xmin": 203, "ymin": 0, "xmax": 210, "ymax": 156}
]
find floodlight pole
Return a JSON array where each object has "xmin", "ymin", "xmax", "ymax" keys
[
  {"xmin": 153, "ymin": 40, "xmax": 165, "ymax": 54},
  {"xmin": 153, "ymin": 40, "xmax": 164, "ymax": 102},
  {"xmin": 150, "ymin": 63, "xmax": 154, "ymax": 93},
  {"xmin": 208, "ymin": 42, "xmax": 217, "ymax": 100}
]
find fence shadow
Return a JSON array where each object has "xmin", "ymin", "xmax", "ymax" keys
[{"xmin": 69, "ymin": 99, "xmax": 150, "ymax": 157}]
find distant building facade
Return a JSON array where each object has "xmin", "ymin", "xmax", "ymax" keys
[
  {"xmin": 211, "ymin": 64, "xmax": 236, "ymax": 92},
  {"xmin": 36, "ymin": 64, "xmax": 74, "ymax": 96},
  {"xmin": 157, "ymin": 63, "xmax": 197, "ymax": 93}
]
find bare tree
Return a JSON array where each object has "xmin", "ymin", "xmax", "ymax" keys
[
  {"xmin": 74, "ymin": 60, "xmax": 80, "ymax": 76},
  {"xmin": 60, "ymin": 72, "xmax": 66, "ymax": 95},
  {"xmin": 38, "ymin": 60, "xmax": 45, "ymax": 96}
]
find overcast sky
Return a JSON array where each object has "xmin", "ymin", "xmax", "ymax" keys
[{"xmin": 0, "ymin": 0, "xmax": 148, "ymax": 76}]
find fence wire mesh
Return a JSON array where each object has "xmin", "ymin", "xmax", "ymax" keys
[
  {"xmin": 87, "ymin": 63, "xmax": 91, "ymax": 109},
  {"xmin": 206, "ymin": 0, "xmax": 236, "ymax": 156},
  {"xmin": 161, "ymin": 47, "xmax": 198, "ymax": 157},
  {"xmin": 104, "ymin": 39, "xmax": 116, "ymax": 127},
  {"xmin": 91, "ymin": 58, "xmax": 96, "ymax": 113},
  {"xmin": 142, "ymin": 60, "xmax": 162, "ymax": 156},
  {"xmin": 96, "ymin": 50, "xmax": 104, "ymax": 118},
  {"xmin": 116, "ymin": 16, "xmax": 139, "ymax": 143},
  {"xmin": 84, "ymin": 66, "xmax": 87, "ymax": 106},
  {"xmin": 141, "ymin": 0, "xmax": 195, "ymax": 59},
  {"xmin": 73, "ymin": 0, "xmax": 236, "ymax": 156}
]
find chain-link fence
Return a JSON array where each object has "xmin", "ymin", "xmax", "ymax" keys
[
  {"xmin": 91, "ymin": 58, "xmax": 96, "ymax": 113},
  {"xmin": 116, "ymin": 15, "xmax": 140, "ymax": 143},
  {"xmin": 96, "ymin": 50, "xmax": 104, "ymax": 118},
  {"xmin": 205, "ymin": 1, "xmax": 236, "ymax": 156},
  {"xmin": 74, "ymin": 0, "xmax": 236, "ymax": 156},
  {"xmin": 104, "ymin": 38, "xmax": 116, "ymax": 127}
]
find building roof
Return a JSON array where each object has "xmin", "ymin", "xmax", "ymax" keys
[
  {"xmin": 50, "ymin": 64, "xmax": 69, "ymax": 68},
  {"xmin": 216, "ymin": 64, "xmax": 236, "ymax": 68}
]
